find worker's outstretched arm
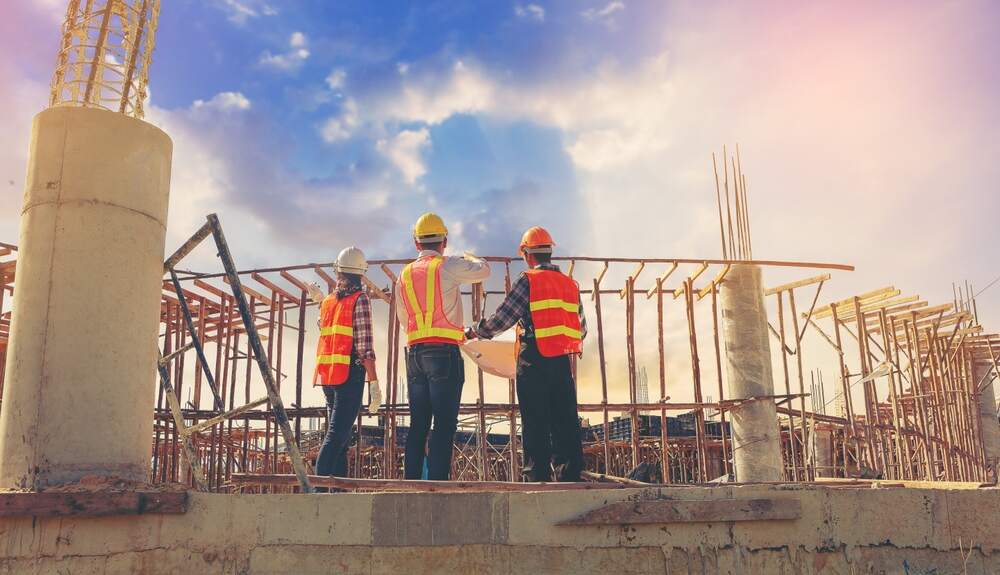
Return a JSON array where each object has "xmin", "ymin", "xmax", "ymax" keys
[
  {"xmin": 472, "ymin": 275, "xmax": 529, "ymax": 339},
  {"xmin": 443, "ymin": 252, "xmax": 491, "ymax": 284}
]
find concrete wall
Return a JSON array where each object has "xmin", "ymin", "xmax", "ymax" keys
[
  {"xmin": 0, "ymin": 107, "xmax": 171, "ymax": 489},
  {"xmin": 2, "ymin": 485, "xmax": 999, "ymax": 574}
]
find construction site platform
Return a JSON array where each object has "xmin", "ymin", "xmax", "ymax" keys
[{"xmin": 1, "ymin": 481, "xmax": 997, "ymax": 574}]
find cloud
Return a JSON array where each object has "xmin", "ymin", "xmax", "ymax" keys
[
  {"xmin": 144, "ymin": 95, "xmax": 410, "ymax": 268},
  {"xmin": 0, "ymin": 65, "xmax": 46, "ymax": 242},
  {"xmin": 382, "ymin": 61, "xmax": 495, "ymax": 125},
  {"xmin": 325, "ymin": 68, "xmax": 347, "ymax": 90},
  {"xmin": 192, "ymin": 91, "xmax": 251, "ymax": 112},
  {"xmin": 319, "ymin": 99, "xmax": 359, "ymax": 142},
  {"xmin": 514, "ymin": 4, "xmax": 546, "ymax": 22},
  {"xmin": 258, "ymin": 32, "xmax": 310, "ymax": 72},
  {"xmin": 215, "ymin": 0, "xmax": 277, "ymax": 25},
  {"xmin": 312, "ymin": 60, "xmax": 495, "ymax": 144},
  {"xmin": 356, "ymin": 55, "xmax": 670, "ymax": 174},
  {"xmin": 377, "ymin": 128, "xmax": 431, "ymax": 185},
  {"xmin": 30, "ymin": 0, "xmax": 66, "ymax": 22},
  {"xmin": 582, "ymin": 1, "xmax": 624, "ymax": 21}
]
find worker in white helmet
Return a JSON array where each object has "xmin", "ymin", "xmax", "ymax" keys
[{"xmin": 308, "ymin": 247, "xmax": 381, "ymax": 487}]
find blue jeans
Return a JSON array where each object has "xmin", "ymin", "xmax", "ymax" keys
[
  {"xmin": 404, "ymin": 344, "xmax": 465, "ymax": 480},
  {"xmin": 315, "ymin": 362, "xmax": 365, "ymax": 479}
]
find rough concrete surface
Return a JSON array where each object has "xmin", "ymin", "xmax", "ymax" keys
[
  {"xmin": 1, "ymin": 484, "xmax": 999, "ymax": 574},
  {"xmin": 0, "ymin": 106, "xmax": 172, "ymax": 490},
  {"xmin": 720, "ymin": 264, "xmax": 784, "ymax": 482}
]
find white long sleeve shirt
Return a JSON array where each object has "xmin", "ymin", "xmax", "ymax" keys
[{"xmin": 394, "ymin": 250, "xmax": 491, "ymax": 331}]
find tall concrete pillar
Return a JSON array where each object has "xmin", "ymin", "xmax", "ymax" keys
[
  {"xmin": 0, "ymin": 107, "xmax": 171, "ymax": 489},
  {"xmin": 973, "ymin": 362, "xmax": 1000, "ymax": 476},
  {"xmin": 720, "ymin": 264, "xmax": 783, "ymax": 482}
]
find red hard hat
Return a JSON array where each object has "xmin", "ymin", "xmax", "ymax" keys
[{"xmin": 519, "ymin": 226, "xmax": 555, "ymax": 253}]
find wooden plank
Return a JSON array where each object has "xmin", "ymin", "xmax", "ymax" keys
[
  {"xmin": 252, "ymin": 272, "xmax": 299, "ymax": 302},
  {"xmin": 558, "ymin": 498, "xmax": 801, "ymax": 526},
  {"xmin": 764, "ymin": 273, "xmax": 831, "ymax": 296},
  {"xmin": 0, "ymin": 491, "xmax": 188, "ymax": 517},
  {"xmin": 183, "ymin": 396, "xmax": 270, "ymax": 436},
  {"xmin": 313, "ymin": 265, "xmax": 336, "ymax": 291},
  {"xmin": 230, "ymin": 474, "xmax": 630, "ymax": 492},
  {"xmin": 222, "ymin": 275, "xmax": 272, "ymax": 306},
  {"xmin": 193, "ymin": 279, "xmax": 233, "ymax": 301},
  {"xmin": 673, "ymin": 262, "xmax": 709, "ymax": 300},
  {"xmin": 645, "ymin": 262, "xmax": 678, "ymax": 299},
  {"xmin": 814, "ymin": 293, "xmax": 915, "ymax": 321},
  {"xmin": 280, "ymin": 270, "xmax": 311, "ymax": 293},
  {"xmin": 812, "ymin": 287, "xmax": 897, "ymax": 319},
  {"xmin": 697, "ymin": 264, "xmax": 731, "ymax": 300},
  {"xmin": 362, "ymin": 276, "xmax": 392, "ymax": 304}
]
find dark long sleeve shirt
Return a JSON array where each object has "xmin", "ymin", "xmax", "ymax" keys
[{"xmin": 474, "ymin": 264, "xmax": 587, "ymax": 341}]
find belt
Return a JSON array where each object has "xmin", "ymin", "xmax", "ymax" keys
[{"xmin": 409, "ymin": 343, "xmax": 459, "ymax": 350}]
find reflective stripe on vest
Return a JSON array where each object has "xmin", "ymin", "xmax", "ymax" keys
[
  {"xmin": 526, "ymin": 269, "xmax": 583, "ymax": 357},
  {"xmin": 319, "ymin": 325, "xmax": 354, "ymax": 337},
  {"xmin": 314, "ymin": 291, "xmax": 361, "ymax": 385},
  {"xmin": 400, "ymin": 256, "xmax": 465, "ymax": 344}
]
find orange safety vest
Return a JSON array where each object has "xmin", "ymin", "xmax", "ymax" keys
[
  {"xmin": 399, "ymin": 255, "xmax": 465, "ymax": 345},
  {"xmin": 314, "ymin": 291, "xmax": 361, "ymax": 386},
  {"xmin": 525, "ymin": 269, "xmax": 583, "ymax": 357}
]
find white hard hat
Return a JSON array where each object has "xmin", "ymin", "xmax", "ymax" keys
[{"xmin": 334, "ymin": 246, "xmax": 368, "ymax": 274}]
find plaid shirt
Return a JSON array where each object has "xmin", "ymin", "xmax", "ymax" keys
[
  {"xmin": 351, "ymin": 292, "xmax": 376, "ymax": 361},
  {"xmin": 474, "ymin": 264, "xmax": 588, "ymax": 341}
]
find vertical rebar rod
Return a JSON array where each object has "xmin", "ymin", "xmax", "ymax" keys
[
  {"xmin": 684, "ymin": 278, "xmax": 708, "ymax": 481},
  {"xmin": 787, "ymin": 291, "xmax": 811, "ymax": 481},
  {"xmin": 593, "ymin": 277, "xmax": 611, "ymax": 472},
  {"xmin": 656, "ymin": 276, "xmax": 670, "ymax": 482}
]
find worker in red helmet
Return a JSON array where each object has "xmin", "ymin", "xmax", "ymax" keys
[{"xmin": 467, "ymin": 226, "xmax": 586, "ymax": 482}]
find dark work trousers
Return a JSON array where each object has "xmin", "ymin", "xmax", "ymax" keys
[
  {"xmin": 516, "ymin": 341, "xmax": 584, "ymax": 482},
  {"xmin": 404, "ymin": 343, "xmax": 465, "ymax": 480},
  {"xmin": 315, "ymin": 361, "xmax": 365, "ymax": 483}
]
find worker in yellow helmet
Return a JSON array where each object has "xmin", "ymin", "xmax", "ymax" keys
[
  {"xmin": 395, "ymin": 212, "xmax": 490, "ymax": 480},
  {"xmin": 467, "ymin": 227, "xmax": 586, "ymax": 482}
]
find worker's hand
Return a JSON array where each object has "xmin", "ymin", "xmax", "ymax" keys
[
  {"xmin": 306, "ymin": 282, "xmax": 325, "ymax": 304},
  {"xmin": 464, "ymin": 327, "xmax": 478, "ymax": 340},
  {"xmin": 367, "ymin": 381, "xmax": 382, "ymax": 414},
  {"xmin": 462, "ymin": 251, "xmax": 484, "ymax": 263}
]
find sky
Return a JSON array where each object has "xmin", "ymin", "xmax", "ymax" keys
[{"xmin": 2, "ymin": 0, "xmax": 1000, "ymax": 410}]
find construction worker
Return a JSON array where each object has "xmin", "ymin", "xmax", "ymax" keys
[
  {"xmin": 309, "ymin": 247, "xmax": 381, "ymax": 486},
  {"xmin": 467, "ymin": 227, "xmax": 586, "ymax": 482},
  {"xmin": 396, "ymin": 213, "xmax": 490, "ymax": 480}
]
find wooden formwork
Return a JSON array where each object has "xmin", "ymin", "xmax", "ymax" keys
[{"xmin": 2, "ymin": 222, "xmax": 997, "ymax": 491}]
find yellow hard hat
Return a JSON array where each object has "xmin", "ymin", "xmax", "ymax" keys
[{"xmin": 413, "ymin": 212, "xmax": 448, "ymax": 242}]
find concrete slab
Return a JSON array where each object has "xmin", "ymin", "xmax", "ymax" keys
[
  {"xmin": 1, "ymin": 485, "xmax": 999, "ymax": 573},
  {"xmin": 372, "ymin": 492, "xmax": 507, "ymax": 546}
]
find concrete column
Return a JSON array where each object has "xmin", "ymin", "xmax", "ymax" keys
[
  {"xmin": 813, "ymin": 428, "xmax": 834, "ymax": 477},
  {"xmin": 720, "ymin": 264, "xmax": 783, "ymax": 482},
  {"xmin": 974, "ymin": 361, "xmax": 1000, "ymax": 476},
  {"xmin": 0, "ymin": 107, "xmax": 171, "ymax": 489}
]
